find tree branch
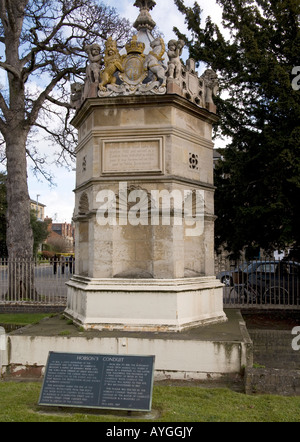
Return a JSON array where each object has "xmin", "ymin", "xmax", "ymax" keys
[
  {"xmin": 26, "ymin": 67, "xmax": 78, "ymax": 128},
  {"xmin": 5, "ymin": 0, "xmax": 16, "ymax": 32},
  {"xmin": 0, "ymin": 90, "xmax": 8, "ymax": 134},
  {"xmin": 45, "ymin": 95, "xmax": 73, "ymax": 109},
  {"xmin": 26, "ymin": 147, "xmax": 54, "ymax": 184},
  {"xmin": 0, "ymin": 90, "xmax": 9, "ymax": 120},
  {"xmin": 0, "ymin": 60, "xmax": 20, "ymax": 78},
  {"xmin": 0, "ymin": 115, "xmax": 6, "ymax": 135},
  {"xmin": 20, "ymin": 2, "xmax": 82, "ymax": 70},
  {"xmin": 0, "ymin": 1, "xmax": 8, "ymax": 30}
]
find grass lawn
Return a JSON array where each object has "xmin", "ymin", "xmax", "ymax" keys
[
  {"xmin": 0, "ymin": 382, "xmax": 299, "ymax": 422},
  {"xmin": 0, "ymin": 313, "xmax": 51, "ymax": 326}
]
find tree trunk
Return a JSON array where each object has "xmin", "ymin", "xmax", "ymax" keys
[
  {"xmin": 5, "ymin": 131, "xmax": 35, "ymax": 299},
  {"xmin": 3, "ymin": 5, "xmax": 36, "ymax": 299}
]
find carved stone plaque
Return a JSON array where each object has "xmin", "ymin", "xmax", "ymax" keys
[{"xmin": 102, "ymin": 138, "xmax": 163, "ymax": 175}]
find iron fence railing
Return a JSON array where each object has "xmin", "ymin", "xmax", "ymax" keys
[
  {"xmin": 0, "ymin": 258, "xmax": 71, "ymax": 306},
  {"xmin": 1, "ymin": 257, "xmax": 299, "ymax": 310},
  {"xmin": 216, "ymin": 258, "xmax": 300, "ymax": 309}
]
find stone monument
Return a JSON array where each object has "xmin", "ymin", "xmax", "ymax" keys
[
  {"xmin": 0, "ymin": 1, "xmax": 252, "ymax": 384},
  {"xmin": 66, "ymin": 0, "xmax": 226, "ymax": 332}
]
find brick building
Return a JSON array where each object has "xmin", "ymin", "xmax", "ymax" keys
[{"xmin": 44, "ymin": 218, "xmax": 75, "ymax": 253}]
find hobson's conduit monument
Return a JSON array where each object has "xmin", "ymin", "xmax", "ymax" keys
[
  {"xmin": 1, "ymin": 1, "xmax": 252, "ymax": 383},
  {"xmin": 67, "ymin": 0, "xmax": 225, "ymax": 331}
]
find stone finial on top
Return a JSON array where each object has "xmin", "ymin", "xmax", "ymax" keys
[
  {"xmin": 133, "ymin": 0, "xmax": 157, "ymax": 31},
  {"xmin": 134, "ymin": 0, "xmax": 156, "ymax": 12}
]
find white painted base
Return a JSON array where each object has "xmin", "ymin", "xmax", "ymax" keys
[{"xmin": 65, "ymin": 276, "xmax": 227, "ymax": 332}]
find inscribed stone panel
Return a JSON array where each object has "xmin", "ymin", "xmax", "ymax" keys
[{"xmin": 102, "ymin": 138, "xmax": 163, "ymax": 175}]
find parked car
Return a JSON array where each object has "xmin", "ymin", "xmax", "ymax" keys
[
  {"xmin": 237, "ymin": 260, "xmax": 300, "ymax": 304},
  {"xmin": 217, "ymin": 262, "xmax": 248, "ymax": 286}
]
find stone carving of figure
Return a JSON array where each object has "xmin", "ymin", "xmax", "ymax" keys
[
  {"xmin": 144, "ymin": 37, "xmax": 166, "ymax": 85},
  {"xmin": 99, "ymin": 37, "xmax": 124, "ymax": 91},
  {"xmin": 201, "ymin": 69, "xmax": 219, "ymax": 104},
  {"xmin": 85, "ymin": 44, "xmax": 102, "ymax": 84},
  {"xmin": 70, "ymin": 82, "xmax": 84, "ymax": 109},
  {"xmin": 167, "ymin": 39, "xmax": 185, "ymax": 80}
]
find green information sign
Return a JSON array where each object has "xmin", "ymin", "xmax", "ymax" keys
[{"xmin": 39, "ymin": 352, "xmax": 155, "ymax": 412}]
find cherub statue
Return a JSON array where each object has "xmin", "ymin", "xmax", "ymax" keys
[
  {"xmin": 85, "ymin": 44, "xmax": 102, "ymax": 84},
  {"xmin": 144, "ymin": 37, "xmax": 166, "ymax": 85},
  {"xmin": 167, "ymin": 39, "xmax": 185, "ymax": 80},
  {"xmin": 99, "ymin": 37, "xmax": 124, "ymax": 91}
]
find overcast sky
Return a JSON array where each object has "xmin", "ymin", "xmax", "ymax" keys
[{"xmin": 3, "ymin": 0, "xmax": 224, "ymax": 223}]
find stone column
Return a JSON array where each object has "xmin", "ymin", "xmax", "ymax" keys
[{"xmin": 66, "ymin": 95, "xmax": 226, "ymax": 331}]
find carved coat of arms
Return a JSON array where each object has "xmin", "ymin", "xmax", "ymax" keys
[
  {"xmin": 98, "ymin": 35, "xmax": 167, "ymax": 97},
  {"xmin": 71, "ymin": 32, "xmax": 218, "ymax": 112},
  {"xmin": 120, "ymin": 36, "xmax": 147, "ymax": 86}
]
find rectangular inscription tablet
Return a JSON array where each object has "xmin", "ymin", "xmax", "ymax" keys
[
  {"xmin": 102, "ymin": 138, "xmax": 163, "ymax": 174},
  {"xmin": 39, "ymin": 352, "xmax": 155, "ymax": 412}
]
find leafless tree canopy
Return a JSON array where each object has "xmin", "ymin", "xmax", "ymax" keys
[
  {"xmin": 0, "ymin": 0, "xmax": 132, "ymax": 263},
  {"xmin": 0, "ymin": 0, "xmax": 132, "ymax": 179}
]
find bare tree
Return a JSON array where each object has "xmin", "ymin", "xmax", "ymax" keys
[
  {"xmin": 47, "ymin": 235, "xmax": 73, "ymax": 253},
  {"xmin": 0, "ymin": 0, "xmax": 131, "ymax": 296}
]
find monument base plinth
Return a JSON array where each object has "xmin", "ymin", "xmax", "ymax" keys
[
  {"xmin": 1, "ymin": 310, "xmax": 253, "ymax": 383},
  {"xmin": 65, "ymin": 276, "xmax": 227, "ymax": 332}
]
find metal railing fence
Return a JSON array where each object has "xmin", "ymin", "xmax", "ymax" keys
[
  {"xmin": 1, "ymin": 257, "xmax": 299, "ymax": 310},
  {"xmin": 0, "ymin": 257, "xmax": 71, "ymax": 306},
  {"xmin": 216, "ymin": 258, "xmax": 300, "ymax": 309}
]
